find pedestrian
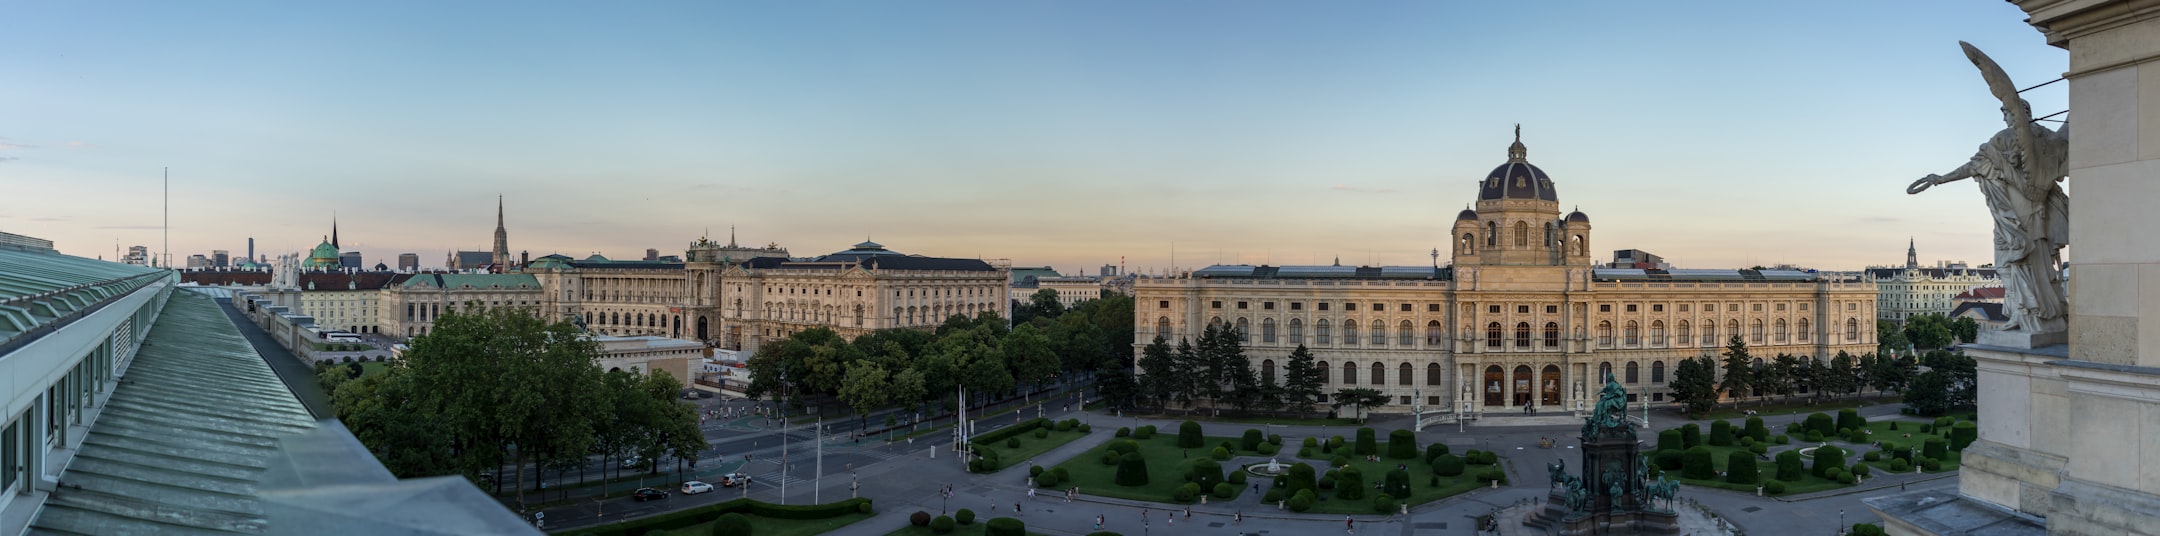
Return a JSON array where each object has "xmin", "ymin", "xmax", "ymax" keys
[
  {"xmin": 1253, "ymin": 483, "xmax": 1261, "ymax": 494},
  {"xmin": 1234, "ymin": 511, "xmax": 1242, "ymax": 525},
  {"xmin": 1168, "ymin": 514, "xmax": 1173, "ymax": 527},
  {"xmin": 1095, "ymin": 514, "xmax": 1103, "ymax": 530},
  {"xmin": 1028, "ymin": 488, "xmax": 1036, "ymax": 500},
  {"xmin": 1347, "ymin": 515, "xmax": 1355, "ymax": 534},
  {"xmin": 1015, "ymin": 502, "xmax": 1021, "ymax": 514},
  {"xmin": 1184, "ymin": 506, "xmax": 1190, "ymax": 519}
]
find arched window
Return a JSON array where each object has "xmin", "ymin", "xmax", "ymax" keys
[
  {"xmin": 1262, "ymin": 359, "xmax": 1277, "ymax": 384},
  {"xmin": 1650, "ymin": 320, "xmax": 1666, "ymax": 346},
  {"xmin": 1158, "ymin": 317, "xmax": 1172, "ymax": 339},
  {"xmin": 1750, "ymin": 319, "xmax": 1764, "ymax": 344},
  {"xmin": 1236, "ymin": 317, "xmax": 1251, "ymax": 342},
  {"xmin": 1261, "ymin": 318, "xmax": 1277, "ymax": 343},
  {"xmin": 1318, "ymin": 361, "xmax": 1331, "ymax": 383},
  {"xmin": 1343, "ymin": 362, "xmax": 1358, "ymax": 385},
  {"xmin": 1597, "ymin": 321, "xmax": 1613, "ymax": 348},
  {"xmin": 1316, "ymin": 319, "xmax": 1332, "ymax": 344},
  {"xmin": 1486, "ymin": 322, "xmax": 1503, "ymax": 348},
  {"xmin": 1726, "ymin": 320, "xmax": 1740, "ymax": 344},
  {"xmin": 1845, "ymin": 318, "xmax": 1859, "ymax": 341},
  {"xmin": 1544, "ymin": 322, "xmax": 1560, "ymax": 348},
  {"xmin": 1371, "ymin": 322, "xmax": 1387, "ymax": 345},
  {"xmin": 1515, "ymin": 322, "xmax": 1532, "ymax": 348},
  {"xmin": 1211, "ymin": 316, "xmax": 1225, "ymax": 329},
  {"xmin": 1676, "ymin": 320, "xmax": 1691, "ymax": 346},
  {"xmin": 1514, "ymin": 220, "xmax": 1529, "ymax": 247},
  {"xmin": 1598, "ymin": 361, "xmax": 1613, "ymax": 381},
  {"xmin": 1427, "ymin": 363, "xmax": 1443, "ymax": 385},
  {"xmin": 1574, "ymin": 235, "xmax": 1587, "ymax": 256},
  {"xmin": 1624, "ymin": 320, "xmax": 1640, "ymax": 346},
  {"xmin": 1426, "ymin": 320, "xmax": 1443, "ymax": 345},
  {"xmin": 1343, "ymin": 320, "xmax": 1359, "ymax": 346},
  {"xmin": 1372, "ymin": 362, "xmax": 1387, "ymax": 386},
  {"xmin": 1487, "ymin": 221, "xmax": 1498, "ymax": 247},
  {"xmin": 1461, "ymin": 233, "xmax": 1475, "ymax": 255},
  {"xmin": 1288, "ymin": 318, "xmax": 1304, "ymax": 343},
  {"xmin": 1797, "ymin": 318, "xmax": 1811, "ymax": 343},
  {"xmin": 1625, "ymin": 361, "xmax": 1640, "ymax": 383},
  {"xmin": 1398, "ymin": 320, "xmax": 1414, "ymax": 346},
  {"xmin": 1651, "ymin": 361, "xmax": 1667, "ymax": 383},
  {"xmin": 1774, "ymin": 318, "xmax": 1788, "ymax": 343},
  {"xmin": 1399, "ymin": 363, "xmax": 1413, "ymax": 386}
]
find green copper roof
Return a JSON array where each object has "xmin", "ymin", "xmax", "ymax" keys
[
  {"xmin": 0, "ymin": 245, "xmax": 166, "ymax": 346},
  {"xmin": 397, "ymin": 273, "xmax": 540, "ymax": 289}
]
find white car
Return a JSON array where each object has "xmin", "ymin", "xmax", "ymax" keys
[
  {"xmin": 681, "ymin": 481, "xmax": 714, "ymax": 495},
  {"xmin": 721, "ymin": 473, "xmax": 753, "ymax": 487}
]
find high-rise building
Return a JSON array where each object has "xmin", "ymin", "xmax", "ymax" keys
[
  {"xmin": 212, "ymin": 249, "xmax": 230, "ymax": 268},
  {"xmin": 397, "ymin": 253, "xmax": 419, "ymax": 271},
  {"xmin": 339, "ymin": 251, "xmax": 362, "ymax": 269},
  {"xmin": 185, "ymin": 254, "xmax": 211, "ymax": 269},
  {"xmin": 645, "ymin": 248, "xmax": 660, "ymax": 261},
  {"xmin": 0, "ymin": 230, "xmax": 54, "ymax": 251},
  {"xmin": 247, "ymin": 237, "xmax": 254, "ymax": 264},
  {"xmin": 123, "ymin": 245, "xmax": 149, "ymax": 265}
]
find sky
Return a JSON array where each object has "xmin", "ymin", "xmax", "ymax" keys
[{"xmin": 0, "ymin": 1, "xmax": 2068, "ymax": 274}]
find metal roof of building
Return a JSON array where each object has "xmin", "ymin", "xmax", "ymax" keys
[
  {"xmin": 28, "ymin": 290, "xmax": 535, "ymax": 535},
  {"xmin": 0, "ymin": 245, "xmax": 166, "ymax": 349},
  {"xmin": 1590, "ymin": 268, "xmax": 1817, "ymax": 281},
  {"xmin": 1193, "ymin": 264, "xmax": 1449, "ymax": 280}
]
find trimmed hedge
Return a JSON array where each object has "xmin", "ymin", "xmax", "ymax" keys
[
  {"xmin": 1837, "ymin": 409, "xmax": 1866, "ymax": 433},
  {"xmin": 1658, "ymin": 429, "xmax": 1684, "ymax": 452},
  {"xmin": 1744, "ymin": 416, "xmax": 1769, "ymax": 443},
  {"xmin": 1355, "ymin": 428, "xmax": 1378, "ymax": 456},
  {"xmin": 1726, "ymin": 451, "xmax": 1758, "ymax": 485},
  {"xmin": 1211, "ymin": 447, "xmax": 1231, "ymax": 461},
  {"xmin": 931, "ymin": 515, "xmax": 954, "ymax": 534},
  {"xmin": 1950, "ymin": 422, "xmax": 1978, "ymax": 450},
  {"xmin": 1425, "ymin": 443, "xmax": 1450, "ymax": 464},
  {"xmin": 711, "ymin": 513, "xmax": 752, "ymax": 536},
  {"xmin": 1709, "ymin": 420, "xmax": 1735, "ymax": 447},
  {"xmin": 1813, "ymin": 445, "xmax": 1847, "ymax": 478},
  {"xmin": 565, "ymin": 496, "xmax": 874, "ymax": 536},
  {"xmin": 1432, "ymin": 454, "xmax": 1465, "ymax": 476},
  {"xmin": 1681, "ymin": 424, "xmax": 1702, "ymax": 449},
  {"xmin": 1682, "ymin": 446, "xmax": 1716, "ymax": 480},
  {"xmin": 1387, "ymin": 429, "xmax": 1417, "ymax": 459},
  {"xmin": 1923, "ymin": 438, "xmax": 1948, "ymax": 460},
  {"xmin": 1333, "ymin": 467, "xmax": 1366, "ymax": 500},
  {"xmin": 1288, "ymin": 489, "xmax": 1316, "ymax": 512},
  {"xmin": 1775, "ymin": 450, "xmax": 1804, "ymax": 482},
  {"xmin": 1179, "ymin": 421, "xmax": 1205, "ymax": 448},
  {"xmin": 1243, "ymin": 429, "xmax": 1265, "ymax": 451},
  {"xmin": 1805, "ymin": 413, "xmax": 1836, "ymax": 436},
  {"xmin": 1764, "ymin": 480, "xmax": 1787, "ymax": 494},
  {"xmin": 974, "ymin": 418, "xmax": 1052, "ymax": 446},
  {"xmin": 1135, "ymin": 425, "xmax": 1156, "ymax": 439},
  {"xmin": 955, "ymin": 509, "xmax": 976, "ymax": 525},
  {"xmin": 1116, "ymin": 452, "xmax": 1150, "ymax": 486}
]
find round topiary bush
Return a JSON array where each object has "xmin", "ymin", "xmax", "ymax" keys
[
  {"xmin": 1035, "ymin": 429, "xmax": 1049, "ymax": 439},
  {"xmin": 1080, "ymin": 424, "xmax": 1091, "ymax": 433},
  {"xmin": 1478, "ymin": 468, "xmax": 1506, "ymax": 484},
  {"xmin": 984, "ymin": 517, "xmax": 1025, "ymax": 536},
  {"xmin": 1299, "ymin": 447, "xmax": 1314, "ymax": 458},
  {"xmin": 1213, "ymin": 482, "xmax": 1236, "ymax": 499},
  {"xmin": 1110, "ymin": 439, "xmax": 1139, "ymax": 455},
  {"xmin": 1101, "ymin": 451, "xmax": 1121, "ymax": 466},
  {"xmin": 711, "ymin": 513, "xmax": 753, "ymax": 536},
  {"xmin": 931, "ymin": 515, "xmax": 955, "ymax": 534},
  {"xmin": 910, "ymin": 511, "xmax": 931, "ymax": 527},
  {"xmin": 1179, "ymin": 421, "xmax": 1205, "ymax": 448},
  {"xmin": 1920, "ymin": 457, "xmax": 1943, "ymax": 472},
  {"xmin": 1030, "ymin": 465, "xmax": 1044, "ymax": 477},
  {"xmin": 1269, "ymin": 433, "xmax": 1283, "ymax": 444},
  {"xmin": 1837, "ymin": 471, "xmax": 1857, "ymax": 484},
  {"xmin": 1776, "ymin": 450, "xmax": 1805, "ymax": 482},
  {"xmin": 1373, "ymin": 493, "xmax": 1397, "ymax": 513},
  {"xmin": 1304, "ymin": 436, "xmax": 1319, "ymax": 448},
  {"xmin": 1682, "ymin": 446, "xmax": 1716, "ymax": 480},
  {"xmin": 1036, "ymin": 471, "xmax": 1061, "ymax": 488},
  {"xmin": 1135, "ymin": 425, "xmax": 1156, "ymax": 439},
  {"xmin": 1007, "ymin": 437, "xmax": 1021, "ymax": 448},
  {"xmin": 1851, "ymin": 464, "xmax": 1871, "ymax": 478},
  {"xmin": 1805, "ymin": 431, "xmax": 1825, "ymax": 443},
  {"xmin": 1328, "ymin": 435, "xmax": 1345, "ymax": 452},
  {"xmin": 955, "ymin": 508, "xmax": 976, "ymax": 525},
  {"xmin": 1739, "ymin": 435, "xmax": 1755, "ymax": 447},
  {"xmin": 1116, "ymin": 452, "xmax": 1150, "ymax": 486},
  {"xmin": 1934, "ymin": 416, "xmax": 1956, "ymax": 428},
  {"xmin": 1774, "ymin": 435, "xmax": 1791, "ymax": 445},
  {"xmin": 1851, "ymin": 523, "xmax": 1886, "ymax": 536},
  {"xmin": 1264, "ymin": 487, "xmax": 1285, "ymax": 502},
  {"xmin": 1212, "ymin": 447, "xmax": 1230, "ymax": 461},
  {"xmin": 1749, "ymin": 443, "xmax": 1769, "ymax": 455},
  {"xmin": 1432, "ymin": 454, "xmax": 1465, "ymax": 476},
  {"xmin": 859, "ymin": 501, "xmax": 874, "ymax": 514},
  {"xmin": 1838, "ymin": 408, "xmax": 1867, "ymax": 433},
  {"xmin": 1355, "ymin": 427, "xmax": 1378, "ymax": 456},
  {"xmin": 1243, "ymin": 429, "xmax": 1265, "ymax": 451},
  {"xmin": 1288, "ymin": 489, "xmax": 1316, "ymax": 512},
  {"xmin": 1745, "ymin": 416, "xmax": 1769, "ymax": 442},
  {"xmin": 1681, "ymin": 423, "xmax": 1703, "ymax": 448},
  {"xmin": 1384, "ymin": 468, "xmax": 1411, "ymax": 498},
  {"xmin": 1174, "ymin": 482, "xmax": 1202, "ymax": 502},
  {"xmin": 1333, "ymin": 467, "xmax": 1366, "ymax": 500},
  {"xmin": 1764, "ymin": 480, "xmax": 1787, "ymax": 494},
  {"xmin": 1864, "ymin": 451, "xmax": 1882, "ymax": 462},
  {"xmin": 1889, "ymin": 458, "xmax": 1911, "ymax": 472},
  {"xmin": 1229, "ymin": 470, "xmax": 1247, "ymax": 485},
  {"xmin": 1117, "ymin": 427, "xmax": 1131, "ymax": 437},
  {"xmin": 1923, "ymin": 437, "xmax": 1949, "ymax": 460},
  {"xmin": 1189, "ymin": 458, "xmax": 1224, "ymax": 488},
  {"xmin": 1813, "ymin": 445, "xmax": 1847, "ymax": 478},
  {"xmin": 1332, "ymin": 455, "xmax": 1352, "ymax": 468},
  {"xmin": 1806, "ymin": 412, "xmax": 1836, "ymax": 436},
  {"xmin": 1425, "ymin": 442, "xmax": 1450, "ymax": 463},
  {"xmin": 1289, "ymin": 463, "xmax": 1317, "ymax": 494}
]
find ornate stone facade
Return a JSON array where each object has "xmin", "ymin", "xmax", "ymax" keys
[{"xmin": 1132, "ymin": 134, "xmax": 1877, "ymax": 415}]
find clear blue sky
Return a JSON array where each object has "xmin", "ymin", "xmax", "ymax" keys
[{"xmin": 0, "ymin": 1, "xmax": 2065, "ymax": 273}]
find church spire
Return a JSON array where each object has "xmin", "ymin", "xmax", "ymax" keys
[
  {"xmin": 729, "ymin": 225, "xmax": 738, "ymax": 247},
  {"xmin": 1906, "ymin": 237, "xmax": 1918, "ymax": 270},
  {"xmin": 331, "ymin": 213, "xmax": 339, "ymax": 249},
  {"xmin": 492, "ymin": 195, "xmax": 510, "ymax": 268}
]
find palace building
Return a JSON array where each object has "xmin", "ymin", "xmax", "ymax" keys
[{"xmin": 1131, "ymin": 133, "xmax": 1878, "ymax": 416}]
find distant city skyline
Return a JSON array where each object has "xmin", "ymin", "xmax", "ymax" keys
[{"xmin": 2, "ymin": 1, "xmax": 2064, "ymax": 273}]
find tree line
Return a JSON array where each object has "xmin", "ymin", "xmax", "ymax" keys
[
  {"xmin": 1666, "ymin": 334, "xmax": 1977, "ymax": 417},
  {"xmin": 745, "ymin": 290, "xmax": 1135, "ymax": 428},
  {"xmin": 316, "ymin": 304, "xmax": 704, "ymax": 512},
  {"xmin": 1124, "ymin": 324, "xmax": 1388, "ymax": 420}
]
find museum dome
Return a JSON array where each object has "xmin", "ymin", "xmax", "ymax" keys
[
  {"xmin": 1566, "ymin": 210, "xmax": 1591, "ymax": 224},
  {"xmin": 1456, "ymin": 208, "xmax": 1479, "ymax": 221},
  {"xmin": 1477, "ymin": 128, "xmax": 1559, "ymax": 203},
  {"xmin": 302, "ymin": 237, "xmax": 341, "ymax": 270}
]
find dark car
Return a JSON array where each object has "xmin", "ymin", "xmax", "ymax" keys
[{"xmin": 633, "ymin": 487, "xmax": 669, "ymax": 501}]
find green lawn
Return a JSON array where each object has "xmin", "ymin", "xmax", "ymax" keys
[
  {"xmin": 1050, "ymin": 433, "xmax": 1268, "ymax": 503},
  {"xmin": 977, "ymin": 427, "xmax": 1092, "ymax": 471},
  {"xmin": 649, "ymin": 512, "xmax": 872, "ymax": 536},
  {"xmin": 1694, "ymin": 396, "xmax": 1895, "ymax": 421},
  {"xmin": 1292, "ymin": 448, "xmax": 1488, "ymax": 514},
  {"xmin": 1654, "ymin": 442, "xmax": 1850, "ymax": 496},
  {"xmin": 1847, "ymin": 418, "xmax": 1966, "ymax": 474},
  {"xmin": 886, "ymin": 518, "xmax": 1046, "ymax": 536}
]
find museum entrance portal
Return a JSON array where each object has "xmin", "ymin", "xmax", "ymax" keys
[
  {"xmin": 1484, "ymin": 366, "xmax": 1504, "ymax": 407},
  {"xmin": 1513, "ymin": 366, "xmax": 1533, "ymax": 406}
]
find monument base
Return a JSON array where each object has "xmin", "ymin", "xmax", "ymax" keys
[
  {"xmin": 1526, "ymin": 490, "xmax": 1680, "ymax": 535},
  {"xmin": 1976, "ymin": 328, "xmax": 2065, "ymax": 349}
]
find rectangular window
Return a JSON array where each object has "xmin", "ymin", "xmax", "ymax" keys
[
  {"xmin": 1346, "ymin": 302, "xmax": 1356, "ymax": 311},
  {"xmin": 1752, "ymin": 303, "xmax": 1763, "ymax": 312},
  {"xmin": 1652, "ymin": 304, "xmax": 1664, "ymax": 312},
  {"xmin": 1399, "ymin": 395, "xmax": 1412, "ymax": 405},
  {"xmin": 1264, "ymin": 302, "xmax": 1275, "ymax": 310},
  {"xmin": 1517, "ymin": 305, "xmax": 1530, "ymax": 314},
  {"xmin": 1776, "ymin": 303, "xmax": 1787, "ymax": 312},
  {"xmin": 1679, "ymin": 304, "xmax": 1690, "ymax": 312},
  {"xmin": 1, "ymin": 420, "xmax": 16, "ymax": 494},
  {"xmin": 1428, "ymin": 304, "xmax": 1441, "ymax": 312},
  {"xmin": 1159, "ymin": 300, "xmax": 1170, "ymax": 308},
  {"xmin": 1799, "ymin": 303, "xmax": 1809, "ymax": 312},
  {"xmin": 1319, "ymin": 303, "xmax": 1330, "ymax": 311},
  {"xmin": 1212, "ymin": 301, "xmax": 1223, "ymax": 309},
  {"xmin": 1600, "ymin": 304, "xmax": 1612, "ymax": 313},
  {"xmin": 1546, "ymin": 305, "xmax": 1558, "ymax": 314},
  {"xmin": 1291, "ymin": 302, "xmax": 1304, "ymax": 311},
  {"xmin": 1373, "ymin": 303, "xmax": 1384, "ymax": 312},
  {"xmin": 1237, "ymin": 301, "xmax": 1248, "ymax": 309},
  {"xmin": 1729, "ymin": 304, "xmax": 1740, "ymax": 312},
  {"xmin": 1428, "ymin": 396, "xmax": 1441, "ymax": 406},
  {"xmin": 1400, "ymin": 303, "xmax": 1412, "ymax": 312},
  {"xmin": 1488, "ymin": 305, "xmax": 1501, "ymax": 314},
  {"xmin": 1626, "ymin": 304, "xmax": 1638, "ymax": 313}
]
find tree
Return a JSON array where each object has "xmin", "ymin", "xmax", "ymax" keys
[
  {"xmin": 1281, "ymin": 345, "xmax": 1324, "ymax": 416},
  {"xmin": 1769, "ymin": 354, "xmax": 1801, "ymax": 400},
  {"xmin": 839, "ymin": 359, "xmax": 890, "ymax": 429},
  {"xmin": 1826, "ymin": 352, "xmax": 1858, "ymax": 398},
  {"xmin": 1136, "ymin": 336, "xmax": 1177, "ymax": 409},
  {"xmin": 1719, "ymin": 335, "xmax": 1756, "ymax": 404},
  {"xmin": 1669, "ymin": 356, "xmax": 1719, "ymax": 417},
  {"xmin": 1025, "ymin": 289, "xmax": 1066, "ymax": 323},
  {"xmin": 1877, "ymin": 320, "xmax": 1910, "ymax": 355},
  {"xmin": 888, "ymin": 367, "xmax": 928, "ymax": 418},
  {"xmin": 1903, "ymin": 370, "xmax": 1953, "ymax": 416},
  {"xmin": 1950, "ymin": 316, "xmax": 1980, "ymax": 344},
  {"xmin": 400, "ymin": 304, "xmax": 611, "ymax": 510},
  {"xmin": 1903, "ymin": 314, "xmax": 1955, "ymax": 350},
  {"xmin": 1331, "ymin": 388, "xmax": 1391, "ymax": 423},
  {"xmin": 1093, "ymin": 364, "xmax": 1138, "ymax": 410},
  {"xmin": 1002, "ymin": 325, "xmax": 1061, "ymax": 392},
  {"xmin": 1216, "ymin": 326, "xmax": 1258, "ymax": 414}
]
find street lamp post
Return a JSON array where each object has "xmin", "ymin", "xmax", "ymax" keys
[{"xmin": 779, "ymin": 370, "xmax": 789, "ymax": 505}]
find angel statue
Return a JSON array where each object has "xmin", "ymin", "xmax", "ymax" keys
[{"xmin": 1909, "ymin": 41, "xmax": 2069, "ymax": 337}]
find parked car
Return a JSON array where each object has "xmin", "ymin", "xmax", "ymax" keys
[
  {"xmin": 720, "ymin": 473, "xmax": 753, "ymax": 487},
  {"xmin": 632, "ymin": 487, "xmax": 669, "ymax": 501},
  {"xmin": 681, "ymin": 481, "xmax": 714, "ymax": 495}
]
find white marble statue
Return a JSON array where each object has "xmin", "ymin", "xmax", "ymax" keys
[{"xmin": 1909, "ymin": 42, "xmax": 2069, "ymax": 338}]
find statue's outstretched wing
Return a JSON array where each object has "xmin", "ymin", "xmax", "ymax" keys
[{"xmin": 1962, "ymin": 41, "xmax": 2037, "ymax": 158}]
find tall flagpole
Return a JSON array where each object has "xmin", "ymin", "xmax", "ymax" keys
[{"xmin": 162, "ymin": 167, "xmax": 169, "ymax": 268}]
